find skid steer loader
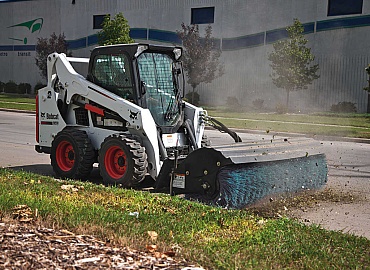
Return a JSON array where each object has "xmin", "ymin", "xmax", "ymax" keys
[{"xmin": 35, "ymin": 43, "xmax": 327, "ymax": 209}]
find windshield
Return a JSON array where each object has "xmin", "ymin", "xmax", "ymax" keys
[{"xmin": 137, "ymin": 52, "xmax": 180, "ymax": 126}]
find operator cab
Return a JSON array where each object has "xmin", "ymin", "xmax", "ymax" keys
[{"xmin": 87, "ymin": 43, "xmax": 184, "ymax": 132}]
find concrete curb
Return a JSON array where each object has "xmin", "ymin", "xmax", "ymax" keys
[
  {"xmin": 2, "ymin": 108, "xmax": 369, "ymax": 144},
  {"xmin": 0, "ymin": 108, "xmax": 35, "ymax": 114}
]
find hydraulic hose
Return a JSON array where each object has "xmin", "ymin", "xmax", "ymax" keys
[
  {"xmin": 184, "ymin": 119, "xmax": 199, "ymax": 150},
  {"xmin": 157, "ymin": 131, "xmax": 168, "ymax": 160}
]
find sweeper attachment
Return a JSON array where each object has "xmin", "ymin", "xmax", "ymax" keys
[
  {"xmin": 156, "ymin": 135, "xmax": 327, "ymax": 209},
  {"xmin": 35, "ymin": 43, "xmax": 327, "ymax": 209}
]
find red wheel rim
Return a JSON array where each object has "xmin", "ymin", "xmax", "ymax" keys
[
  {"xmin": 56, "ymin": 140, "xmax": 75, "ymax": 172},
  {"xmin": 104, "ymin": 145, "xmax": 127, "ymax": 179}
]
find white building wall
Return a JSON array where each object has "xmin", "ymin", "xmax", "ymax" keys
[
  {"xmin": 0, "ymin": 0, "xmax": 369, "ymax": 112},
  {"xmin": 0, "ymin": 0, "xmax": 61, "ymax": 85}
]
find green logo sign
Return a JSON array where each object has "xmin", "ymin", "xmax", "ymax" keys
[{"xmin": 8, "ymin": 18, "xmax": 43, "ymax": 44}]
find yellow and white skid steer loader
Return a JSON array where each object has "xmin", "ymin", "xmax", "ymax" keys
[{"xmin": 35, "ymin": 43, "xmax": 327, "ymax": 208}]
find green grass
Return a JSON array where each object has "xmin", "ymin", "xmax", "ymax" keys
[
  {"xmin": 0, "ymin": 93, "xmax": 36, "ymax": 103},
  {"xmin": 1, "ymin": 94, "xmax": 370, "ymax": 138},
  {"xmin": 1, "ymin": 169, "xmax": 369, "ymax": 269},
  {"xmin": 0, "ymin": 93, "xmax": 35, "ymax": 111},
  {"xmin": 207, "ymin": 109, "xmax": 370, "ymax": 127},
  {"xmin": 206, "ymin": 108, "xmax": 370, "ymax": 139}
]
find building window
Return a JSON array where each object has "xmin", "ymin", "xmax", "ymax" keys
[
  {"xmin": 93, "ymin": 14, "xmax": 109, "ymax": 29},
  {"xmin": 327, "ymin": 0, "xmax": 363, "ymax": 16},
  {"xmin": 191, "ymin": 7, "xmax": 215, "ymax": 24}
]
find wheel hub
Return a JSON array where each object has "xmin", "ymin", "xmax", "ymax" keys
[
  {"xmin": 68, "ymin": 150, "xmax": 75, "ymax": 161},
  {"xmin": 117, "ymin": 156, "xmax": 125, "ymax": 167},
  {"xmin": 104, "ymin": 145, "xmax": 127, "ymax": 179},
  {"xmin": 56, "ymin": 140, "xmax": 75, "ymax": 172}
]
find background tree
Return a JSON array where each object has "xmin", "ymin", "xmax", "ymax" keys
[
  {"xmin": 364, "ymin": 64, "xmax": 370, "ymax": 113},
  {"xmin": 97, "ymin": 12, "xmax": 134, "ymax": 46},
  {"xmin": 268, "ymin": 18, "xmax": 320, "ymax": 109},
  {"xmin": 177, "ymin": 23, "xmax": 224, "ymax": 104},
  {"xmin": 35, "ymin": 33, "xmax": 70, "ymax": 80},
  {"xmin": 364, "ymin": 64, "xmax": 370, "ymax": 92}
]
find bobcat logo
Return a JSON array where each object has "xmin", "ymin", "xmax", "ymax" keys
[
  {"xmin": 40, "ymin": 112, "xmax": 45, "ymax": 118},
  {"xmin": 129, "ymin": 110, "xmax": 139, "ymax": 120}
]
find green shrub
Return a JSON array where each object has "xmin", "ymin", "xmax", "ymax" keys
[
  {"xmin": 365, "ymin": 64, "xmax": 370, "ymax": 91},
  {"xmin": 185, "ymin": 91, "xmax": 200, "ymax": 105},
  {"xmin": 4, "ymin": 81, "xmax": 18, "ymax": 94},
  {"xmin": 330, "ymin": 101, "xmax": 357, "ymax": 113},
  {"xmin": 252, "ymin": 98, "xmax": 264, "ymax": 110},
  {"xmin": 226, "ymin": 96, "xmax": 240, "ymax": 107},
  {"xmin": 276, "ymin": 103, "xmax": 288, "ymax": 114},
  {"xmin": 34, "ymin": 82, "xmax": 47, "ymax": 94},
  {"xmin": 18, "ymin": 83, "xmax": 32, "ymax": 94}
]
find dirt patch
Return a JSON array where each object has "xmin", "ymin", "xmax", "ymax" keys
[
  {"xmin": 246, "ymin": 187, "xmax": 362, "ymax": 219},
  {"xmin": 246, "ymin": 186, "xmax": 370, "ymax": 239}
]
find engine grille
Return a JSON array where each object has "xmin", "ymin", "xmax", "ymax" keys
[{"xmin": 74, "ymin": 108, "xmax": 89, "ymax": 126}]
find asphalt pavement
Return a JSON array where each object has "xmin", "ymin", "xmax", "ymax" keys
[{"xmin": 1, "ymin": 109, "xmax": 369, "ymax": 239}]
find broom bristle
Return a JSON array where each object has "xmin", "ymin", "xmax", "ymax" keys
[{"xmin": 214, "ymin": 154, "xmax": 328, "ymax": 209}]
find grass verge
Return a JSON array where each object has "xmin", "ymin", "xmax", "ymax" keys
[
  {"xmin": 0, "ymin": 93, "xmax": 35, "ymax": 111},
  {"xmin": 206, "ymin": 108, "xmax": 370, "ymax": 139},
  {"xmin": 0, "ymin": 169, "xmax": 369, "ymax": 269},
  {"xmin": 1, "ymin": 94, "xmax": 370, "ymax": 138}
]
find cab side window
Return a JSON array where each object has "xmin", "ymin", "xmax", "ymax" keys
[{"xmin": 92, "ymin": 54, "xmax": 134, "ymax": 101}]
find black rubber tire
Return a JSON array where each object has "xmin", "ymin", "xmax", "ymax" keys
[
  {"xmin": 99, "ymin": 134, "xmax": 148, "ymax": 187},
  {"xmin": 51, "ymin": 128, "xmax": 95, "ymax": 180}
]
